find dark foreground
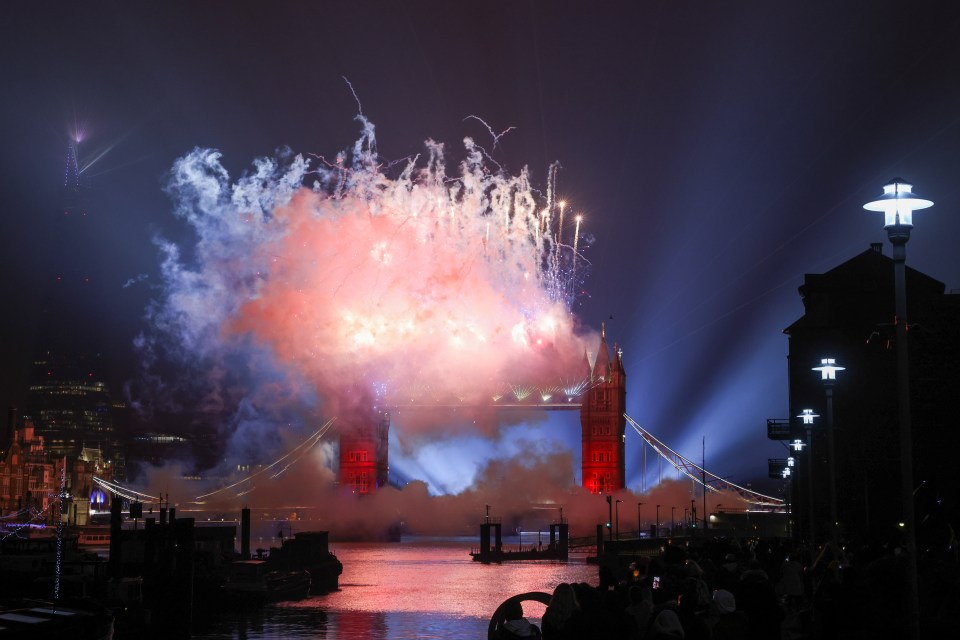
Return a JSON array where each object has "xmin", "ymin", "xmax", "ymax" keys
[{"xmin": 494, "ymin": 536, "xmax": 960, "ymax": 640}]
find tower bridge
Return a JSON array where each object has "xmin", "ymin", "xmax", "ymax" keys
[
  {"xmin": 95, "ymin": 329, "xmax": 782, "ymax": 510},
  {"xmin": 341, "ymin": 326, "xmax": 783, "ymax": 508},
  {"xmin": 341, "ymin": 324, "xmax": 627, "ymax": 496}
]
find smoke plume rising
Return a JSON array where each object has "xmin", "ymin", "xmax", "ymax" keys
[{"xmin": 136, "ymin": 117, "xmax": 598, "ymax": 502}]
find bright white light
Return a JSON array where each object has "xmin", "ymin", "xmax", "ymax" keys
[
  {"xmin": 791, "ymin": 439, "xmax": 805, "ymax": 452},
  {"xmin": 798, "ymin": 408, "xmax": 819, "ymax": 425},
  {"xmin": 813, "ymin": 358, "xmax": 844, "ymax": 381},
  {"xmin": 863, "ymin": 179, "xmax": 933, "ymax": 228},
  {"xmin": 787, "ymin": 457, "xmax": 795, "ymax": 467}
]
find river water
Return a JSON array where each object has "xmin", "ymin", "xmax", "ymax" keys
[{"xmin": 192, "ymin": 536, "xmax": 599, "ymax": 639}]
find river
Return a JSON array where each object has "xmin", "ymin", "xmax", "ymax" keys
[{"xmin": 191, "ymin": 536, "xmax": 599, "ymax": 639}]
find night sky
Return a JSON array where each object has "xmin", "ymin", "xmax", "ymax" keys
[{"xmin": 4, "ymin": 1, "xmax": 960, "ymax": 497}]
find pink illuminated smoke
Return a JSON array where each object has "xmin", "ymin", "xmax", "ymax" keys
[{"xmin": 146, "ymin": 118, "xmax": 595, "ymax": 444}]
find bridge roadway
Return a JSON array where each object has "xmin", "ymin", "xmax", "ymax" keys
[{"xmin": 386, "ymin": 402, "xmax": 581, "ymax": 411}]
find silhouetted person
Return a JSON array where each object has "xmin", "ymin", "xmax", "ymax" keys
[
  {"xmin": 676, "ymin": 578, "xmax": 710, "ymax": 640},
  {"xmin": 736, "ymin": 560, "xmax": 783, "ymax": 640},
  {"xmin": 624, "ymin": 585, "xmax": 654, "ymax": 639},
  {"xmin": 776, "ymin": 552, "xmax": 804, "ymax": 613},
  {"xmin": 542, "ymin": 583, "xmax": 586, "ymax": 640},
  {"xmin": 499, "ymin": 599, "xmax": 541, "ymax": 639},
  {"xmin": 705, "ymin": 589, "xmax": 749, "ymax": 640},
  {"xmin": 647, "ymin": 608, "xmax": 685, "ymax": 639}
]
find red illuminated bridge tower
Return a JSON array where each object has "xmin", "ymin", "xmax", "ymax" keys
[
  {"xmin": 338, "ymin": 327, "xmax": 625, "ymax": 495},
  {"xmin": 339, "ymin": 412, "xmax": 390, "ymax": 494},
  {"xmin": 580, "ymin": 325, "xmax": 627, "ymax": 493}
]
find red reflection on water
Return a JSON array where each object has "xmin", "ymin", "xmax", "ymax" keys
[
  {"xmin": 197, "ymin": 539, "xmax": 600, "ymax": 639},
  {"xmin": 296, "ymin": 539, "xmax": 597, "ymax": 619}
]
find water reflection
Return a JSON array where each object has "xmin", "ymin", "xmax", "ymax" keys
[{"xmin": 194, "ymin": 537, "xmax": 598, "ymax": 639}]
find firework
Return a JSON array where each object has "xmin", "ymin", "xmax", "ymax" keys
[{"xmin": 147, "ymin": 117, "xmax": 596, "ymax": 440}]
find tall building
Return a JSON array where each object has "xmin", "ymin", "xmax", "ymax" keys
[
  {"xmin": 580, "ymin": 326, "xmax": 627, "ymax": 493},
  {"xmin": 339, "ymin": 411, "xmax": 390, "ymax": 494},
  {"xmin": 25, "ymin": 141, "xmax": 125, "ymax": 478},
  {"xmin": 784, "ymin": 244, "xmax": 960, "ymax": 545},
  {"xmin": 28, "ymin": 351, "xmax": 121, "ymax": 464}
]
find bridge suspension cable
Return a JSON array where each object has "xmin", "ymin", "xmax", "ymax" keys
[
  {"xmin": 92, "ymin": 418, "xmax": 336, "ymax": 506},
  {"xmin": 192, "ymin": 417, "xmax": 336, "ymax": 502},
  {"xmin": 93, "ymin": 476, "xmax": 161, "ymax": 504},
  {"xmin": 625, "ymin": 414, "xmax": 784, "ymax": 508}
]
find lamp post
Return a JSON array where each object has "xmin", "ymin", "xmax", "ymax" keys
[
  {"xmin": 798, "ymin": 409, "xmax": 818, "ymax": 545},
  {"xmin": 864, "ymin": 178, "xmax": 931, "ymax": 639},
  {"xmin": 789, "ymin": 437, "xmax": 805, "ymax": 542},
  {"xmin": 656, "ymin": 504, "xmax": 661, "ymax": 539},
  {"xmin": 637, "ymin": 502, "xmax": 644, "ymax": 538},
  {"xmin": 671, "ymin": 506, "xmax": 676, "ymax": 536},
  {"xmin": 605, "ymin": 495, "xmax": 613, "ymax": 543},
  {"xmin": 813, "ymin": 358, "xmax": 844, "ymax": 551},
  {"xmin": 615, "ymin": 499, "xmax": 622, "ymax": 541}
]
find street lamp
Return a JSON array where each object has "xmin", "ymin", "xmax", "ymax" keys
[
  {"xmin": 812, "ymin": 358, "xmax": 844, "ymax": 551},
  {"xmin": 864, "ymin": 178, "xmax": 932, "ymax": 639},
  {"xmin": 797, "ymin": 408, "xmax": 818, "ymax": 545},
  {"xmin": 656, "ymin": 504, "xmax": 661, "ymax": 539},
  {"xmin": 637, "ymin": 502, "xmax": 644, "ymax": 538},
  {"xmin": 615, "ymin": 499, "xmax": 622, "ymax": 541},
  {"xmin": 605, "ymin": 495, "xmax": 613, "ymax": 542},
  {"xmin": 671, "ymin": 506, "xmax": 676, "ymax": 536}
]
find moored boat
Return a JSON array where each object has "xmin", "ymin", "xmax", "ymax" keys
[
  {"xmin": 222, "ymin": 560, "xmax": 311, "ymax": 605},
  {"xmin": 265, "ymin": 531, "xmax": 342, "ymax": 593}
]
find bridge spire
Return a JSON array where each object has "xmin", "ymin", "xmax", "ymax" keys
[
  {"xmin": 593, "ymin": 327, "xmax": 610, "ymax": 383},
  {"xmin": 580, "ymin": 326, "xmax": 626, "ymax": 494}
]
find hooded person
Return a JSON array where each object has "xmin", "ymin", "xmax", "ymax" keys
[
  {"xmin": 500, "ymin": 599, "xmax": 542, "ymax": 640},
  {"xmin": 706, "ymin": 589, "xmax": 749, "ymax": 640},
  {"xmin": 542, "ymin": 583, "xmax": 585, "ymax": 639},
  {"xmin": 647, "ymin": 608, "xmax": 685, "ymax": 639}
]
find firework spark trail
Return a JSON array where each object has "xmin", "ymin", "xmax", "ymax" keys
[{"xmin": 144, "ymin": 117, "xmax": 597, "ymax": 454}]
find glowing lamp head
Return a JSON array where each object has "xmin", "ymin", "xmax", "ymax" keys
[
  {"xmin": 798, "ymin": 408, "xmax": 819, "ymax": 425},
  {"xmin": 813, "ymin": 358, "xmax": 844, "ymax": 382},
  {"xmin": 791, "ymin": 438, "xmax": 805, "ymax": 452},
  {"xmin": 863, "ymin": 178, "xmax": 932, "ymax": 229}
]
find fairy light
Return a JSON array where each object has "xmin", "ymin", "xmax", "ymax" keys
[{"xmin": 54, "ymin": 462, "xmax": 66, "ymax": 603}]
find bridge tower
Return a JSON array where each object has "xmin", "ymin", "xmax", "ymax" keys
[
  {"xmin": 339, "ymin": 411, "xmax": 390, "ymax": 494},
  {"xmin": 580, "ymin": 325, "xmax": 626, "ymax": 493}
]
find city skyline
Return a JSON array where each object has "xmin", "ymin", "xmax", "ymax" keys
[{"xmin": 4, "ymin": 2, "xmax": 960, "ymax": 496}]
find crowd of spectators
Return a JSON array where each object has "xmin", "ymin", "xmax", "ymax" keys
[{"xmin": 498, "ymin": 535, "xmax": 960, "ymax": 640}]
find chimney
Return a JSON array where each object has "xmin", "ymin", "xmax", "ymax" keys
[{"xmin": 870, "ymin": 242, "xmax": 883, "ymax": 254}]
